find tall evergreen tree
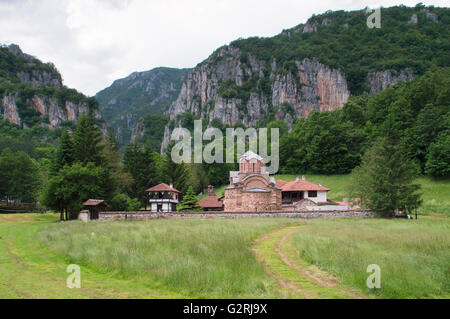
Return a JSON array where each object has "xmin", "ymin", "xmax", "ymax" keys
[
  {"xmin": 72, "ymin": 115, "xmax": 105, "ymax": 166},
  {"xmin": 160, "ymin": 142, "xmax": 190, "ymax": 194},
  {"xmin": 350, "ymin": 136, "xmax": 422, "ymax": 217},
  {"xmin": 177, "ymin": 185, "xmax": 200, "ymax": 212},
  {"xmin": 124, "ymin": 143, "xmax": 158, "ymax": 207},
  {"xmin": 51, "ymin": 129, "xmax": 74, "ymax": 175}
]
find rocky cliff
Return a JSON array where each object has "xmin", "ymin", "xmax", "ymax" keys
[
  {"xmin": 160, "ymin": 48, "xmax": 412, "ymax": 152},
  {"xmin": 160, "ymin": 5, "xmax": 447, "ymax": 152},
  {"xmin": 0, "ymin": 44, "xmax": 105, "ymax": 132}
]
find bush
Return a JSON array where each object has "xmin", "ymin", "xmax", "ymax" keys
[{"xmin": 110, "ymin": 194, "xmax": 142, "ymax": 211}]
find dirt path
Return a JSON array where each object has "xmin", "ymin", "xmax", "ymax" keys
[{"xmin": 253, "ymin": 225, "xmax": 365, "ymax": 299}]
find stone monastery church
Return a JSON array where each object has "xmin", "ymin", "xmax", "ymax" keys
[{"xmin": 223, "ymin": 151, "xmax": 346, "ymax": 212}]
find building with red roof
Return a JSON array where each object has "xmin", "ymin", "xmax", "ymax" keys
[
  {"xmin": 146, "ymin": 183, "xmax": 180, "ymax": 212},
  {"xmin": 278, "ymin": 176, "xmax": 330, "ymax": 205},
  {"xmin": 223, "ymin": 152, "xmax": 345, "ymax": 212},
  {"xmin": 198, "ymin": 186, "xmax": 224, "ymax": 211}
]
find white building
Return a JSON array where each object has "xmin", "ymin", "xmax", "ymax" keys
[{"xmin": 146, "ymin": 183, "xmax": 180, "ymax": 212}]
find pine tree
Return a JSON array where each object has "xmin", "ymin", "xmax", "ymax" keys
[
  {"xmin": 350, "ymin": 136, "xmax": 422, "ymax": 217},
  {"xmin": 72, "ymin": 115, "xmax": 105, "ymax": 166},
  {"xmin": 51, "ymin": 129, "xmax": 74, "ymax": 175},
  {"xmin": 177, "ymin": 185, "xmax": 200, "ymax": 212},
  {"xmin": 160, "ymin": 142, "xmax": 190, "ymax": 194},
  {"xmin": 425, "ymin": 132, "xmax": 450, "ymax": 178},
  {"xmin": 124, "ymin": 143, "xmax": 159, "ymax": 207}
]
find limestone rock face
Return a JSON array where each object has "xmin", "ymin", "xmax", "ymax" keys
[
  {"xmin": 162, "ymin": 47, "xmax": 351, "ymax": 152},
  {"xmin": 1, "ymin": 95, "xmax": 21, "ymax": 127},
  {"xmin": 7, "ymin": 44, "xmax": 62, "ymax": 88},
  {"xmin": 368, "ymin": 69, "xmax": 414, "ymax": 95},
  {"xmin": 420, "ymin": 8, "xmax": 439, "ymax": 23},
  {"xmin": 0, "ymin": 93, "xmax": 104, "ymax": 131},
  {"xmin": 0, "ymin": 44, "xmax": 105, "ymax": 133},
  {"xmin": 409, "ymin": 14, "xmax": 418, "ymax": 24}
]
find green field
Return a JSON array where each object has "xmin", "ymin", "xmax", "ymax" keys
[{"xmin": 0, "ymin": 214, "xmax": 448, "ymax": 299}]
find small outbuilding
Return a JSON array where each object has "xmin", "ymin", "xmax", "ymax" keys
[
  {"xmin": 82, "ymin": 199, "xmax": 108, "ymax": 220},
  {"xmin": 198, "ymin": 186, "xmax": 224, "ymax": 211}
]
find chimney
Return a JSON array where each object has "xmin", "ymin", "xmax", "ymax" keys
[
  {"xmin": 208, "ymin": 185, "xmax": 215, "ymax": 196},
  {"xmin": 302, "ymin": 176, "xmax": 306, "ymax": 181},
  {"xmin": 170, "ymin": 183, "xmax": 173, "ymax": 189}
]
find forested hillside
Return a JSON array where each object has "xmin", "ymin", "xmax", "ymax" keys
[{"xmin": 96, "ymin": 67, "xmax": 190, "ymax": 149}]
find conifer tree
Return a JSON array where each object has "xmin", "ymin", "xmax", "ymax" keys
[
  {"xmin": 51, "ymin": 129, "xmax": 74, "ymax": 175},
  {"xmin": 160, "ymin": 142, "xmax": 190, "ymax": 194},
  {"xmin": 350, "ymin": 136, "xmax": 422, "ymax": 217},
  {"xmin": 72, "ymin": 115, "xmax": 105, "ymax": 166},
  {"xmin": 177, "ymin": 185, "xmax": 200, "ymax": 212}
]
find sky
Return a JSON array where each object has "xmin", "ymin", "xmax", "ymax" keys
[{"xmin": 0, "ymin": 0, "xmax": 447, "ymax": 96}]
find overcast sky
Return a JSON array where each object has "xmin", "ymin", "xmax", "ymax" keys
[{"xmin": 0, "ymin": 0, "xmax": 447, "ymax": 96}]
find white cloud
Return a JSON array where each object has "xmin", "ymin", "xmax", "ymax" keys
[{"xmin": 0, "ymin": 0, "xmax": 447, "ymax": 95}]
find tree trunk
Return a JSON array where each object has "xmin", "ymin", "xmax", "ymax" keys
[{"xmin": 60, "ymin": 209, "xmax": 64, "ymax": 221}]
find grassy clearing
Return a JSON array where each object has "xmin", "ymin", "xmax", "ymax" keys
[
  {"xmin": 2, "ymin": 214, "xmax": 449, "ymax": 299},
  {"xmin": 275, "ymin": 174, "xmax": 450, "ymax": 217},
  {"xmin": 290, "ymin": 218, "xmax": 450, "ymax": 299},
  {"xmin": 0, "ymin": 214, "xmax": 184, "ymax": 298},
  {"xmin": 38, "ymin": 218, "xmax": 300, "ymax": 298}
]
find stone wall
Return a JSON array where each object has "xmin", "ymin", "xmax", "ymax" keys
[{"xmin": 98, "ymin": 210, "xmax": 375, "ymax": 221}]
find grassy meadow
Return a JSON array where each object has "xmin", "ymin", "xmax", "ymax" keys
[
  {"xmin": 1, "ymin": 214, "xmax": 449, "ymax": 299},
  {"xmin": 37, "ymin": 218, "xmax": 300, "ymax": 298},
  {"xmin": 291, "ymin": 218, "xmax": 450, "ymax": 299}
]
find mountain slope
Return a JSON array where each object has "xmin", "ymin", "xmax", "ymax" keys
[
  {"xmin": 160, "ymin": 5, "xmax": 449, "ymax": 152},
  {"xmin": 96, "ymin": 67, "xmax": 191, "ymax": 146},
  {"xmin": 0, "ymin": 44, "xmax": 104, "ymax": 131}
]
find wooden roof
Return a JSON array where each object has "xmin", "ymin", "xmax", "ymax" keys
[
  {"xmin": 146, "ymin": 183, "xmax": 180, "ymax": 193},
  {"xmin": 83, "ymin": 199, "xmax": 107, "ymax": 207}
]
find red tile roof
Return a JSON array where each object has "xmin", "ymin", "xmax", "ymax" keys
[
  {"xmin": 275, "ymin": 180, "xmax": 287, "ymax": 188},
  {"xmin": 278, "ymin": 179, "xmax": 330, "ymax": 192},
  {"xmin": 198, "ymin": 196, "xmax": 223, "ymax": 208},
  {"xmin": 146, "ymin": 183, "xmax": 180, "ymax": 193}
]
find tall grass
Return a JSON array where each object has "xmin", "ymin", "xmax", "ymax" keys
[
  {"xmin": 38, "ymin": 218, "xmax": 298, "ymax": 298},
  {"xmin": 291, "ymin": 218, "xmax": 450, "ymax": 298}
]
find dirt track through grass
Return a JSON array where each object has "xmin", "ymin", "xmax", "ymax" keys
[{"xmin": 252, "ymin": 225, "xmax": 365, "ymax": 299}]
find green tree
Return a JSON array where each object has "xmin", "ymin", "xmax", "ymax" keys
[
  {"xmin": 51, "ymin": 129, "xmax": 74, "ymax": 175},
  {"xmin": 72, "ymin": 115, "xmax": 105, "ymax": 166},
  {"xmin": 110, "ymin": 193, "xmax": 141, "ymax": 211},
  {"xmin": 160, "ymin": 142, "xmax": 190, "ymax": 194},
  {"xmin": 124, "ymin": 143, "xmax": 159, "ymax": 207},
  {"xmin": 0, "ymin": 148, "xmax": 40, "ymax": 203},
  {"xmin": 425, "ymin": 132, "xmax": 450, "ymax": 178},
  {"xmin": 103, "ymin": 131, "xmax": 132, "ymax": 193},
  {"xmin": 350, "ymin": 137, "xmax": 422, "ymax": 217},
  {"xmin": 177, "ymin": 185, "xmax": 200, "ymax": 212},
  {"xmin": 40, "ymin": 162, "xmax": 116, "ymax": 220}
]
